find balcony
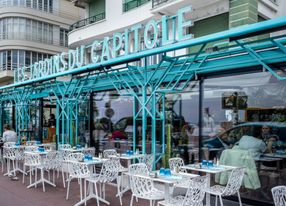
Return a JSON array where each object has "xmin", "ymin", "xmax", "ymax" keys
[
  {"xmin": 123, "ymin": 0, "xmax": 151, "ymax": 12},
  {"xmin": 69, "ymin": 12, "xmax": 106, "ymax": 31},
  {"xmin": 152, "ymin": 0, "xmax": 170, "ymax": 8}
]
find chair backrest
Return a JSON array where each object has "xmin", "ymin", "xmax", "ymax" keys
[
  {"xmin": 129, "ymin": 163, "xmax": 154, "ymax": 198},
  {"xmin": 3, "ymin": 142, "xmax": 16, "ymax": 147},
  {"xmin": 25, "ymin": 141, "xmax": 37, "ymax": 146},
  {"xmin": 24, "ymin": 153, "xmax": 41, "ymax": 166},
  {"xmin": 103, "ymin": 149, "xmax": 117, "ymax": 158},
  {"xmin": 67, "ymin": 160, "xmax": 90, "ymax": 178},
  {"xmin": 82, "ymin": 147, "xmax": 95, "ymax": 157},
  {"xmin": 59, "ymin": 149, "xmax": 72, "ymax": 161},
  {"xmin": 128, "ymin": 163, "xmax": 149, "ymax": 175},
  {"xmin": 183, "ymin": 175, "xmax": 208, "ymax": 206},
  {"xmin": 42, "ymin": 143, "xmax": 56, "ymax": 151},
  {"xmin": 43, "ymin": 151, "xmax": 59, "ymax": 170},
  {"xmin": 137, "ymin": 154, "xmax": 154, "ymax": 171},
  {"xmin": 97, "ymin": 159, "xmax": 119, "ymax": 183},
  {"xmin": 58, "ymin": 144, "xmax": 71, "ymax": 150},
  {"xmin": 3, "ymin": 146, "xmax": 17, "ymax": 159},
  {"xmin": 223, "ymin": 168, "xmax": 245, "ymax": 196},
  {"xmin": 25, "ymin": 146, "xmax": 38, "ymax": 152},
  {"xmin": 15, "ymin": 147, "xmax": 25, "ymax": 160},
  {"xmin": 67, "ymin": 152, "xmax": 84, "ymax": 161},
  {"xmin": 272, "ymin": 185, "xmax": 286, "ymax": 206},
  {"xmin": 169, "ymin": 157, "xmax": 186, "ymax": 172}
]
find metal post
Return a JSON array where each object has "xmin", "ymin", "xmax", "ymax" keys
[{"xmin": 39, "ymin": 98, "xmax": 43, "ymax": 143}]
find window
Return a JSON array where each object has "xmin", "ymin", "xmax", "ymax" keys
[
  {"xmin": 0, "ymin": 17, "xmax": 58, "ymax": 45},
  {"xmin": 25, "ymin": 51, "xmax": 31, "ymax": 67},
  {"xmin": 60, "ymin": 28, "xmax": 69, "ymax": 47}
]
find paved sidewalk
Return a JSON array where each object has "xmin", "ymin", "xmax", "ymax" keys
[{"xmin": 0, "ymin": 164, "xmax": 253, "ymax": 206}]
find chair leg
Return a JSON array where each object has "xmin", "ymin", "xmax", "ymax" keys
[
  {"xmin": 84, "ymin": 180, "xmax": 87, "ymax": 206},
  {"xmin": 94, "ymin": 182, "xmax": 100, "ymax": 206},
  {"xmin": 29, "ymin": 167, "xmax": 32, "ymax": 185},
  {"xmin": 12, "ymin": 160, "xmax": 16, "ymax": 176},
  {"xmin": 41, "ymin": 169, "xmax": 45, "ymax": 192},
  {"xmin": 66, "ymin": 179, "xmax": 70, "ymax": 200},
  {"xmin": 215, "ymin": 195, "xmax": 218, "ymax": 206},
  {"xmin": 237, "ymin": 191, "xmax": 242, "ymax": 206},
  {"xmin": 62, "ymin": 169, "xmax": 66, "ymax": 188},
  {"xmin": 22, "ymin": 165, "xmax": 26, "ymax": 184},
  {"xmin": 79, "ymin": 179, "xmax": 82, "ymax": 201},
  {"xmin": 35, "ymin": 168, "xmax": 38, "ymax": 188},
  {"xmin": 219, "ymin": 195, "xmax": 224, "ymax": 206},
  {"xmin": 150, "ymin": 200, "xmax": 152, "ymax": 206},
  {"xmin": 117, "ymin": 176, "xmax": 122, "ymax": 205},
  {"xmin": 130, "ymin": 194, "xmax": 134, "ymax": 206}
]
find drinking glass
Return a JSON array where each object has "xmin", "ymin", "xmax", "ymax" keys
[
  {"xmin": 159, "ymin": 168, "xmax": 165, "ymax": 175},
  {"xmin": 202, "ymin": 160, "xmax": 208, "ymax": 167},
  {"xmin": 164, "ymin": 169, "xmax": 171, "ymax": 176}
]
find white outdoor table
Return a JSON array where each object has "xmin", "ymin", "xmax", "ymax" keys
[
  {"xmin": 126, "ymin": 171, "xmax": 198, "ymax": 203},
  {"xmin": 118, "ymin": 153, "xmax": 145, "ymax": 167},
  {"xmin": 60, "ymin": 148, "xmax": 84, "ymax": 153},
  {"xmin": 263, "ymin": 153, "xmax": 286, "ymax": 159},
  {"xmin": 24, "ymin": 150, "xmax": 56, "ymax": 190},
  {"xmin": 181, "ymin": 164, "xmax": 239, "ymax": 206}
]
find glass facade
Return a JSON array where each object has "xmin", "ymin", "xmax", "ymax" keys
[
  {"xmin": 202, "ymin": 71, "xmax": 286, "ymax": 204},
  {"xmin": 0, "ymin": 17, "xmax": 68, "ymax": 47},
  {"xmin": 0, "ymin": 50, "xmax": 52, "ymax": 70},
  {"xmin": 85, "ymin": 70, "xmax": 286, "ymax": 205}
]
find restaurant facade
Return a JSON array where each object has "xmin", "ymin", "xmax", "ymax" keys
[{"xmin": 0, "ymin": 1, "xmax": 286, "ymax": 205}]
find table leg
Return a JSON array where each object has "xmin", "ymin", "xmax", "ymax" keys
[{"xmin": 206, "ymin": 173, "xmax": 211, "ymax": 206}]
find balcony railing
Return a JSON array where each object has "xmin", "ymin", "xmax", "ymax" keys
[
  {"xmin": 123, "ymin": 0, "xmax": 151, "ymax": 12},
  {"xmin": 152, "ymin": 0, "xmax": 170, "ymax": 8},
  {"xmin": 69, "ymin": 12, "xmax": 106, "ymax": 31}
]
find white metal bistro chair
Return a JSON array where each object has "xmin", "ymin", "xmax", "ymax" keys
[
  {"xmin": 110, "ymin": 156, "xmax": 128, "ymax": 205},
  {"xmin": 59, "ymin": 149, "xmax": 72, "ymax": 188},
  {"xmin": 129, "ymin": 163, "xmax": 164, "ymax": 206},
  {"xmin": 3, "ymin": 142, "xmax": 16, "ymax": 147},
  {"xmin": 271, "ymin": 185, "xmax": 286, "ymax": 206},
  {"xmin": 205, "ymin": 167, "xmax": 245, "ymax": 206},
  {"xmin": 25, "ymin": 146, "xmax": 39, "ymax": 152},
  {"xmin": 58, "ymin": 144, "xmax": 72, "ymax": 150},
  {"xmin": 67, "ymin": 152, "xmax": 84, "ymax": 161},
  {"xmin": 103, "ymin": 149, "xmax": 117, "ymax": 158},
  {"xmin": 23, "ymin": 153, "xmax": 41, "ymax": 187},
  {"xmin": 82, "ymin": 147, "xmax": 95, "ymax": 157},
  {"xmin": 25, "ymin": 141, "xmax": 38, "ymax": 146},
  {"xmin": 84, "ymin": 158, "xmax": 120, "ymax": 206},
  {"xmin": 3, "ymin": 146, "xmax": 17, "ymax": 176},
  {"xmin": 169, "ymin": 157, "xmax": 187, "ymax": 173},
  {"xmin": 137, "ymin": 154, "xmax": 154, "ymax": 172},
  {"xmin": 66, "ymin": 160, "xmax": 91, "ymax": 201},
  {"xmin": 158, "ymin": 175, "xmax": 208, "ymax": 206}
]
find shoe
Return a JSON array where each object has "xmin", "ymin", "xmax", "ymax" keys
[{"xmin": 10, "ymin": 176, "xmax": 19, "ymax": 181}]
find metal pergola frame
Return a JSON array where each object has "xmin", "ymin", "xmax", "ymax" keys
[{"xmin": 0, "ymin": 17, "xmax": 286, "ymax": 166}]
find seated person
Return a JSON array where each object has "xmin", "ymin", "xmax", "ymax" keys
[{"xmin": 236, "ymin": 126, "xmax": 266, "ymax": 158}]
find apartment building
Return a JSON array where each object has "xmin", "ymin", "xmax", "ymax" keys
[
  {"xmin": 0, "ymin": 0, "xmax": 84, "ymax": 85},
  {"xmin": 69, "ymin": 0, "xmax": 286, "ymax": 48}
]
